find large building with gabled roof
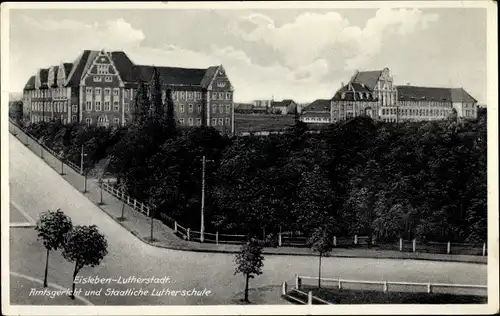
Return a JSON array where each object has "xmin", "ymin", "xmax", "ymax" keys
[
  {"xmin": 22, "ymin": 49, "xmax": 235, "ymax": 134},
  {"xmin": 329, "ymin": 67, "xmax": 478, "ymax": 123}
]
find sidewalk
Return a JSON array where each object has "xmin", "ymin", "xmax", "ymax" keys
[{"xmin": 11, "ymin": 129, "xmax": 487, "ymax": 265}]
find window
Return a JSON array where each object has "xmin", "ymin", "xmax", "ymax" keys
[
  {"xmin": 97, "ymin": 65, "xmax": 109, "ymax": 75},
  {"xmin": 225, "ymin": 92, "xmax": 231, "ymax": 100},
  {"xmin": 86, "ymin": 101, "xmax": 92, "ymax": 111},
  {"xmin": 85, "ymin": 118, "xmax": 92, "ymax": 126},
  {"xmin": 105, "ymin": 76, "xmax": 112, "ymax": 82},
  {"xmin": 113, "ymin": 88, "xmax": 119, "ymax": 97},
  {"xmin": 113, "ymin": 101, "xmax": 119, "ymax": 111},
  {"xmin": 341, "ymin": 93, "xmax": 346, "ymax": 100},
  {"xmin": 188, "ymin": 92, "xmax": 193, "ymax": 100},
  {"xmin": 179, "ymin": 104, "xmax": 185, "ymax": 113},
  {"xmin": 124, "ymin": 90, "xmax": 129, "ymax": 98},
  {"xmin": 218, "ymin": 92, "xmax": 224, "ymax": 100},
  {"xmin": 212, "ymin": 104, "xmax": 217, "ymax": 113},
  {"xmin": 113, "ymin": 118, "xmax": 120, "ymax": 125},
  {"xmin": 130, "ymin": 89, "xmax": 134, "ymax": 99},
  {"xmin": 196, "ymin": 104, "xmax": 201, "ymax": 113},
  {"xmin": 179, "ymin": 118, "xmax": 184, "ymax": 125},
  {"xmin": 125, "ymin": 103, "xmax": 129, "ymax": 112},
  {"xmin": 225, "ymin": 118, "xmax": 230, "ymax": 125},
  {"xmin": 95, "ymin": 88, "xmax": 101, "ymax": 95},
  {"xmin": 93, "ymin": 76, "xmax": 102, "ymax": 82},
  {"xmin": 196, "ymin": 92, "xmax": 202, "ymax": 99},
  {"xmin": 225, "ymin": 104, "xmax": 230, "ymax": 114},
  {"xmin": 72, "ymin": 105, "xmax": 77, "ymax": 113},
  {"xmin": 86, "ymin": 87, "xmax": 93, "ymax": 94},
  {"xmin": 219, "ymin": 104, "xmax": 224, "ymax": 114},
  {"xmin": 104, "ymin": 101, "xmax": 111, "ymax": 111},
  {"xmin": 211, "ymin": 118, "xmax": 217, "ymax": 126},
  {"xmin": 188, "ymin": 104, "xmax": 193, "ymax": 113},
  {"xmin": 212, "ymin": 92, "xmax": 217, "ymax": 100},
  {"xmin": 180, "ymin": 91, "xmax": 185, "ymax": 100},
  {"xmin": 60, "ymin": 114, "xmax": 64, "ymax": 122},
  {"xmin": 188, "ymin": 118, "xmax": 193, "ymax": 126},
  {"xmin": 72, "ymin": 115, "xmax": 77, "ymax": 122},
  {"xmin": 95, "ymin": 101, "xmax": 102, "ymax": 111},
  {"xmin": 196, "ymin": 118, "xmax": 201, "ymax": 126},
  {"xmin": 104, "ymin": 88, "xmax": 111, "ymax": 96},
  {"xmin": 219, "ymin": 118, "xmax": 224, "ymax": 125},
  {"xmin": 64, "ymin": 103, "xmax": 68, "ymax": 112}
]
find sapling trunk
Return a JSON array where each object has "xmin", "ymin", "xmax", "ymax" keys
[
  {"xmin": 43, "ymin": 248, "xmax": 50, "ymax": 287},
  {"xmin": 244, "ymin": 273, "xmax": 250, "ymax": 302},
  {"xmin": 70, "ymin": 262, "xmax": 79, "ymax": 300},
  {"xmin": 318, "ymin": 252, "xmax": 322, "ymax": 288}
]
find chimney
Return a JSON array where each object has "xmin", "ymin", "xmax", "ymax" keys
[
  {"xmin": 406, "ymin": 82, "xmax": 411, "ymax": 86},
  {"xmin": 341, "ymin": 82, "xmax": 344, "ymax": 88}
]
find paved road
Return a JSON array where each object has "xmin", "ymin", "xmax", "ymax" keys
[{"xmin": 8, "ymin": 134, "xmax": 487, "ymax": 306}]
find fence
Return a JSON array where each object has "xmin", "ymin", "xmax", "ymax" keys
[
  {"xmin": 281, "ymin": 281, "xmax": 332, "ymax": 305},
  {"xmin": 295, "ymin": 275, "xmax": 487, "ymax": 297},
  {"xmin": 8, "ymin": 119, "xmax": 488, "ymax": 256}
]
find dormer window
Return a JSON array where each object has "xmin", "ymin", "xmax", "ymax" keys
[
  {"xmin": 97, "ymin": 65, "xmax": 109, "ymax": 75},
  {"xmin": 359, "ymin": 92, "xmax": 363, "ymax": 100},
  {"xmin": 341, "ymin": 93, "xmax": 346, "ymax": 100}
]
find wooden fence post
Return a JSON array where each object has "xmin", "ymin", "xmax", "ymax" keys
[
  {"xmin": 307, "ymin": 291, "xmax": 312, "ymax": 305},
  {"xmin": 295, "ymin": 275, "xmax": 301, "ymax": 289},
  {"xmin": 427, "ymin": 282, "xmax": 432, "ymax": 294},
  {"xmin": 333, "ymin": 236, "xmax": 337, "ymax": 246},
  {"xmin": 400, "ymin": 238, "xmax": 403, "ymax": 251},
  {"xmin": 187, "ymin": 228, "xmax": 190, "ymax": 241},
  {"xmin": 383, "ymin": 281, "xmax": 388, "ymax": 292},
  {"xmin": 412, "ymin": 239, "xmax": 416, "ymax": 253},
  {"xmin": 278, "ymin": 232, "xmax": 282, "ymax": 247},
  {"xmin": 338, "ymin": 279, "xmax": 342, "ymax": 289},
  {"xmin": 447, "ymin": 241, "xmax": 451, "ymax": 254},
  {"xmin": 281, "ymin": 282, "xmax": 287, "ymax": 296},
  {"xmin": 133, "ymin": 200, "xmax": 137, "ymax": 210},
  {"xmin": 354, "ymin": 235, "xmax": 358, "ymax": 245},
  {"xmin": 174, "ymin": 222, "xmax": 178, "ymax": 233},
  {"xmin": 216, "ymin": 231, "xmax": 219, "ymax": 245},
  {"xmin": 483, "ymin": 242, "xmax": 486, "ymax": 256}
]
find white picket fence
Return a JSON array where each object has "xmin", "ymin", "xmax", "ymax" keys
[
  {"xmin": 99, "ymin": 182, "xmax": 151, "ymax": 217},
  {"xmin": 295, "ymin": 275, "xmax": 487, "ymax": 297},
  {"xmin": 281, "ymin": 281, "xmax": 332, "ymax": 305}
]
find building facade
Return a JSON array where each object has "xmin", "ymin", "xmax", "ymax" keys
[
  {"xmin": 269, "ymin": 99, "xmax": 297, "ymax": 115},
  {"xmin": 22, "ymin": 50, "xmax": 235, "ymax": 135},
  {"xmin": 300, "ymin": 99, "xmax": 331, "ymax": 124},
  {"xmin": 331, "ymin": 68, "xmax": 478, "ymax": 123}
]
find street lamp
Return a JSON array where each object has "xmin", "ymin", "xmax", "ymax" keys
[
  {"xmin": 200, "ymin": 155, "xmax": 214, "ymax": 243},
  {"xmin": 38, "ymin": 139, "xmax": 44, "ymax": 160},
  {"xmin": 80, "ymin": 145, "xmax": 88, "ymax": 193},
  {"xmin": 98, "ymin": 178, "xmax": 104, "ymax": 205}
]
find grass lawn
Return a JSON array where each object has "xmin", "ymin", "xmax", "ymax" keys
[{"xmin": 290, "ymin": 286, "xmax": 487, "ymax": 304}]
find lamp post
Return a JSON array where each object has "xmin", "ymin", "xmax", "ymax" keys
[
  {"xmin": 200, "ymin": 155, "xmax": 214, "ymax": 243},
  {"xmin": 59, "ymin": 152, "xmax": 65, "ymax": 175},
  {"xmin": 98, "ymin": 178, "xmax": 104, "ymax": 205},
  {"xmin": 39, "ymin": 139, "xmax": 44, "ymax": 160},
  {"xmin": 80, "ymin": 145, "xmax": 88, "ymax": 193}
]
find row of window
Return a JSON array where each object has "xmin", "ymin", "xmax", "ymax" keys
[
  {"xmin": 303, "ymin": 117, "xmax": 330, "ymax": 122},
  {"xmin": 85, "ymin": 116, "xmax": 121, "ymax": 127},
  {"xmin": 27, "ymin": 88, "xmax": 69, "ymax": 98},
  {"xmin": 168, "ymin": 91, "xmax": 232, "ymax": 101},
  {"xmin": 398, "ymin": 100, "xmax": 452, "ymax": 108},
  {"xmin": 92, "ymin": 75, "xmax": 115, "ymax": 83},
  {"xmin": 86, "ymin": 87, "xmax": 120, "ymax": 97},
  {"xmin": 31, "ymin": 115, "xmax": 67, "ymax": 124},
  {"xmin": 31, "ymin": 101, "xmax": 68, "ymax": 112},
  {"xmin": 464, "ymin": 109, "xmax": 476, "ymax": 117},
  {"xmin": 382, "ymin": 108, "xmax": 452, "ymax": 117},
  {"xmin": 85, "ymin": 100, "xmax": 122, "ymax": 112}
]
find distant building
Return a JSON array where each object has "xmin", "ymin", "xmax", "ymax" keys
[
  {"xmin": 331, "ymin": 82, "xmax": 379, "ymax": 123},
  {"xmin": 22, "ymin": 49, "xmax": 236, "ymax": 135},
  {"xmin": 252, "ymin": 99, "xmax": 272, "ymax": 108},
  {"xmin": 269, "ymin": 99, "xmax": 297, "ymax": 115},
  {"xmin": 332, "ymin": 68, "xmax": 478, "ymax": 123},
  {"xmin": 300, "ymin": 99, "xmax": 331, "ymax": 124}
]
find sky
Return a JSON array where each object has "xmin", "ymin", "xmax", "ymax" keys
[{"xmin": 8, "ymin": 6, "xmax": 488, "ymax": 103}]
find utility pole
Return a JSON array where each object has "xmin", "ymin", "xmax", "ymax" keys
[
  {"xmin": 80, "ymin": 145, "xmax": 88, "ymax": 193},
  {"xmin": 200, "ymin": 155, "xmax": 214, "ymax": 243}
]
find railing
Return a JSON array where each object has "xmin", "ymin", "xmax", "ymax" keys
[
  {"xmin": 99, "ymin": 182, "xmax": 151, "ymax": 217},
  {"xmin": 295, "ymin": 275, "xmax": 487, "ymax": 297},
  {"xmin": 281, "ymin": 281, "xmax": 332, "ymax": 305}
]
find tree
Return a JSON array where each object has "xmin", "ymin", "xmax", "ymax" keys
[
  {"xmin": 149, "ymin": 67, "xmax": 165, "ymax": 124},
  {"xmin": 35, "ymin": 209, "xmax": 73, "ymax": 287},
  {"xmin": 62, "ymin": 225, "xmax": 108, "ymax": 300},
  {"xmin": 234, "ymin": 238, "xmax": 264, "ymax": 303},
  {"xmin": 133, "ymin": 82, "xmax": 150, "ymax": 126},
  {"xmin": 307, "ymin": 224, "xmax": 333, "ymax": 288},
  {"xmin": 164, "ymin": 87, "xmax": 177, "ymax": 135}
]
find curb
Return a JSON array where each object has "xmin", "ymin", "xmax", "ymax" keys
[{"xmin": 11, "ymin": 131, "xmax": 488, "ymax": 265}]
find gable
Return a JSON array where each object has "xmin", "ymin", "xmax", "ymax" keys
[
  {"xmin": 81, "ymin": 51, "xmax": 124, "ymax": 87},
  {"xmin": 206, "ymin": 65, "xmax": 233, "ymax": 91}
]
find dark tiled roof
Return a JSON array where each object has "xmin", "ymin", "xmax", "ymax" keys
[
  {"xmin": 271, "ymin": 99, "xmax": 296, "ymax": 108},
  {"xmin": 110, "ymin": 51, "xmax": 137, "ymax": 83},
  {"xmin": 352, "ymin": 70, "xmax": 382, "ymax": 90},
  {"xmin": 50, "ymin": 66, "xmax": 59, "ymax": 86},
  {"xmin": 135, "ymin": 65, "xmax": 208, "ymax": 86},
  {"xmin": 396, "ymin": 85, "xmax": 477, "ymax": 103},
  {"xmin": 332, "ymin": 82, "xmax": 378, "ymax": 102},
  {"xmin": 302, "ymin": 99, "xmax": 330, "ymax": 112},
  {"xmin": 65, "ymin": 50, "xmax": 93, "ymax": 87},
  {"xmin": 24, "ymin": 76, "xmax": 36, "ymax": 90},
  {"xmin": 63, "ymin": 63, "xmax": 73, "ymax": 77},
  {"xmin": 40, "ymin": 68, "xmax": 49, "ymax": 84},
  {"xmin": 200, "ymin": 66, "xmax": 219, "ymax": 88}
]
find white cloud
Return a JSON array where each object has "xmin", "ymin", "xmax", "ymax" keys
[{"xmin": 231, "ymin": 9, "xmax": 439, "ymax": 70}]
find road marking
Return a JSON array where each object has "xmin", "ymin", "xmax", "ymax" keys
[
  {"xmin": 10, "ymin": 201, "xmax": 36, "ymax": 226},
  {"xmin": 10, "ymin": 271, "xmax": 94, "ymax": 306}
]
